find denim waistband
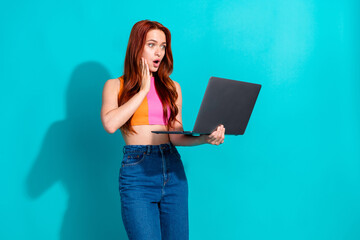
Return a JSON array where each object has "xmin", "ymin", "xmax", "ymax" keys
[{"xmin": 123, "ymin": 142, "xmax": 175, "ymax": 154}]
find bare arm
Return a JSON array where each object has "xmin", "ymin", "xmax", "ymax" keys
[
  {"xmin": 100, "ymin": 79, "xmax": 148, "ymax": 134},
  {"xmin": 101, "ymin": 58, "xmax": 151, "ymax": 134},
  {"xmin": 169, "ymin": 81, "xmax": 225, "ymax": 146}
]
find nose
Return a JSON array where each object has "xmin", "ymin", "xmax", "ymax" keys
[{"xmin": 155, "ymin": 46, "xmax": 161, "ymax": 57}]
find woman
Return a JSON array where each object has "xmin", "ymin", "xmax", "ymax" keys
[{"xmin": 101, "ymin": 20, "xmax": 225, "ymax": 240}]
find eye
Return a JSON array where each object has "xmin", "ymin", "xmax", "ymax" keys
[
  {"xmin": 148, "ymin": 43, "xmax": 154, "ymax": 47},
  {"xmin": 161, "ymin": 45, "xmax": 166, "ymax": 50}
]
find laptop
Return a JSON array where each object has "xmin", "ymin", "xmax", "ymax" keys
[{"xmin": 151, "ymin": 76, "xmax": 261, "ymax": 136}]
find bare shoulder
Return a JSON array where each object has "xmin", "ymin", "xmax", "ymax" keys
[
  {"xmin": 103, "ymin": 78, "xmax": 121, "ymax": 93},
  {"xmin": 171, "ymin": 79, "xmax": 181, "ymax": 92},
  {"xmin": 104, "ymin": 78, "xmax": 121, "ymax": 88}
]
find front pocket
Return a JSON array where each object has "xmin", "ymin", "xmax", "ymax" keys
[{"xmin": 122, "ymin": 152, "xmax": 146, "ymax": 167}]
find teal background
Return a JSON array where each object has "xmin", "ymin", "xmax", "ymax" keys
[{"xmin": 1, "ymin": 0, "xmax": 359, "ymax": 239}]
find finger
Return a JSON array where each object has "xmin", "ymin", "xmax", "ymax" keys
[
  {"xmin": 216, "ymin": 126, "xmax": 222, "ymax": 141},
  {"xmin": 217, "ymin": 125, "xmax": 223, "ymax": 139},
  {"xmin": 213, "ymin": 127, "xmax": 221, "ymax": 145},
  {"xmin": 141, "ymin": 58, "xmax": 144, "ymax": 74},
  {"xmin": 146, "ymin": 59, "xmax": 150, "ymax": 76},
  {"xmin": 220, "ymin": 129, "xmax": 225, "ymax": 144},
  {"xmin": 144, "ymin": 59, "xmax": 147, "ymax": 76},
  {"xmin": 209, "ymin": 128, "xmax": 217, "ymax": 139},
  {"xmin": 210, "ymin": 130, "xmax": 218, "ymax": 140},
  {"xmin": 217, "ymin": 134, "xmax": 222, "ymax": 144},
  {"xmin": 211, "ymin": 127, "xmax": 219, "ymax": 142},
  {"xmin": 209, "ymin": 125, "xmax": 221, "ymax": 142},
  {"xmin": 217, "ymin": 126, "xmax": 223, "ymax": 140},
  {"xmin": 217, "ymin": 125, "xmax": 223, "ymax": 137},
  {"xmin": 208, "ymin": 135, "xmax": 216, "ymax": 143},
  {"xmin": 208, "ymin": 134, "xmax": 214, "ymax": 140},
  {"xmin": 215, "ymin": 127, "xmax": 222, "ymax": 145},
  {"xmin": 218, "ymin": 126, "xmax": 225, "ymax": 144},
  {"xmin": 143, "ymin": 58, "xmax": 146, "ymax": 74}
]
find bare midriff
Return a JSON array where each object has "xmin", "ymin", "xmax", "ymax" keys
[{"xmin": 120, "ymin": 125, "xmax": 170, "ymax": 145}]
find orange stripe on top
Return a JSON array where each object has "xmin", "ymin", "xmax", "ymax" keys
[
  {"xmin": 131, "ymin": 95, "xmax": 149, "ymax": 125},
  {"xmin": 118, "ymin": 76, "xmax": 149, "ymax": 125}
]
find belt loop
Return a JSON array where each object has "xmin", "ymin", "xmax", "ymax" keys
[{"xmin": 146, "ymin": 145, "xmax": 151, "ymax": 155}]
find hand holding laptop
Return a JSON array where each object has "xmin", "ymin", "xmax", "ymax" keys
[{"xmin": 202, "ymin": 124, "xmax": 225, "ymax": 145}]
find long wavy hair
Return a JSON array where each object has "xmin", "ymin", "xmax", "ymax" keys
[{"xmin": 118, "ymin": 20, "xmax": 179, "ymax": 134}]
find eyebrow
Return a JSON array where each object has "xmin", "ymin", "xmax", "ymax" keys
[{"xmin": 147, "ymin": 39, "xmax": 167, "ymax": 44}]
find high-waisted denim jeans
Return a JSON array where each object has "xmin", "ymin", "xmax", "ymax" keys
[{"xmin": 119, "ymin": 142, "xmax": 189, "ymax": 240}]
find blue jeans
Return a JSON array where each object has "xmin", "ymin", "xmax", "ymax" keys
[{"xmin": 119, "ymin": 142, "xmax": 189, "ymax": 240}]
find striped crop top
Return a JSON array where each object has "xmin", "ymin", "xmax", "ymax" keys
[{"xmin": 118, "ymin": 76, "xmax": 170, "ymax": 126}]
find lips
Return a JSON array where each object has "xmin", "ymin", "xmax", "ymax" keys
[{"xmin": 153, "ymin": 59, "xmax": 160, "ymax": 67}]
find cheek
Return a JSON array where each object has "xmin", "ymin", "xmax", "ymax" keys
[
  {"xmin": 141, "ymin": 51, "xmax": 148, "ymax": 59},
  {"xmin": 141, "ymin": 47, "xmax": 151, "ymax": 57}
]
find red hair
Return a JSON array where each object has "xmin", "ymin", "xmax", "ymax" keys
[{"xmin": 118, "ymin": 20, "xmax": 179, "ymax": 134}]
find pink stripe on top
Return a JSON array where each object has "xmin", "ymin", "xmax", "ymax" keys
[{"xmin": 147, "ymin": 76, "xmax": 170, "ymax": 125}]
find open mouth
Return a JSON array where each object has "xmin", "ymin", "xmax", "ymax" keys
[{"xmin": 153, "ymin": 60, "xmax": 160, "ymax": 64}]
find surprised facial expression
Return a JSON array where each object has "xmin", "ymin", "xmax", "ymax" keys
[{"xmin": 141, "ymin": 29, "xmax": 167, "ymax": 76}]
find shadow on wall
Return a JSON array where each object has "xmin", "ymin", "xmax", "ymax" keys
[{"xmin": 26, "ymin": 62, "xmax": 127, "ymax": 240}]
